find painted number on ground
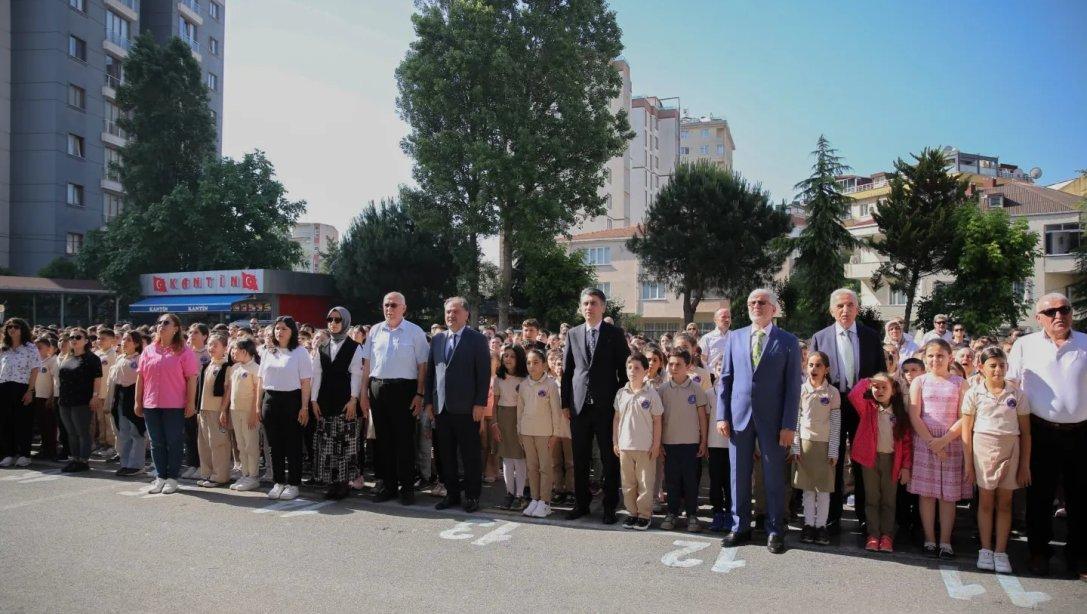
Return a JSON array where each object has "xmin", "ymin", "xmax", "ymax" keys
[
  {"xmin": 439, "ymin": 520, "xmax": 520, "ymax": 546},
  {"xmin": 661, "ymin": 540, "xmax": 745, "ymax": 573},
  {"xmin": 940, "ymin": 566, "xmax": 1051, "ymax": 608}
]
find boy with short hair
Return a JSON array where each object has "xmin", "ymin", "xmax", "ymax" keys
[
  {"xmin": 613, "ymin": 354, "xmax": 663, "ymax": 530},
  {"xmin": 656, "ymin": 349, "xmax": 709, "ymax": 532},
  {"xmin": 93, "ymin": 328, "xmax": 118, "ymax": 457}
]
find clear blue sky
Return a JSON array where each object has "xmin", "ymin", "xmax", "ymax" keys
[{"xmin": 223, "ymin": 0, "xmax": 1087, "ymax": 230}]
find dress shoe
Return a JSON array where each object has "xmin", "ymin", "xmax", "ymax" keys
[
  {"xmin": 463, "ymin": 498, "xmax": 480, "ymax": 513},
  {"xmin": 1027, "ymin": 554, "xmax": 1050, "ymax": 577},
  {"xmin": 565, "ymin": 507, "xmax": 590, "ymax": 521},
  {"xmin": 721, "ymin": 531, "xmax": 751, "ymax": 547},
  {"xmin": 435, "ymin": 496, "xmax": 461, "ymax": 510},
  {"xmin": 399, "ymin": 491, "xmax": 415, "ymax": 506},
  {"xmin": 767, "ymin": 533, "xmax": 785, "ymax": 554},
  {"xmin": 602, "ymin": 510, "xmax": 618, "ymax": 525},
  {"xmin": 372, "ymin": 489, "xmax": 397, "ymax": 503}
]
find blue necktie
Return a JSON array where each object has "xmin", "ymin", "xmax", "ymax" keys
[{"xmin": 445, "ymin": 333, "xmax": 457, "ymax": 362}]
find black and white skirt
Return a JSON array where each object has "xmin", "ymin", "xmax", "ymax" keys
[{"xmin": 313, "ymin": 414, "xmax": 360, "ymax": 484}]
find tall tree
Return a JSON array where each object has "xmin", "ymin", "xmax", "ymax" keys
[
  {"xmin": 512, "ymin": 243, "xmax": 597, "ymax": 330},
  {"xmin": 628, "ymin": 161, "xmax": 793, "ymax": 324},
  {"xmin": 915, "ymin": 207, "xmax": 1038, "ymax": 334},
  {"xmin": 331, "ymin": 200, "xmax": 459, "ymax": 325},
  {"xmin": 396, "ymin": 0, "xmax": 631, "ymax": 328},
  {"xmin": 870, "ymin": 147, "xmax": 973, "ymax": 329},
  {"xmin": 1071, "ymin": 171, "xmax": 1087, "ymax": 330},
  {"xmin": 791, "ymin": 135, "xmax": 860, "ymax": 333}
]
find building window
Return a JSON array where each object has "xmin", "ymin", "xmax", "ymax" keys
[
  {"xmin": 66, "ymin": 183, "xmax": 85, "ymax": 207},
  {"xmin": 209, "ymin": 37, "xmax": 220, "ymax": 56},
  {"xmin": 106, "ymin": 10, "xmax": 131, "ymax": 46},
  {"xmin": 67, "ymin": 84, "xmax": 86, "ymax": 110},
  {"xmin": 104, "ymin": 147, "xmax": 122, "ymax": 181},
  {"xmin": 209, "ymin": 1, "xmax": 222, "ymax": 20},
  {"xmin": 179, "ymin": 16, "xmax": 198, "ymax": 50},
  {"xmin": 890, "ymin": 289, "xmax": 907, "ymax": 306},
  {"xmin": 581, "ymin": 246, "xmax": 611, "ymax": 266},
  {"xmin": 206, "ymin": 72, "xmax": 219, "ymax": 92},
  {"xmin": 66, "ymin": 233, "xmax": 84, "ymax": 255},
  {"xmin": 67, "ymin": 134, "xmax": 85, "ymax": 158},
  {"xmin": 680, "ymin": 146, "xmax": 689, "ymax": 155},
  {"xmin": 716, "ymin": 144, "xmax": 726, "ymax": 156},
  {"xmin": 641, "ymin": 282, "xmax": 666, "ymax": 301},
  {"xmin": 698, "ymin": 145, "xmax": 709, "ymax": 155},
  {"xmin": 104, "ymin": 193, "xmax": 124, "ymax": 221},
  {"xmin": 68, "ymin": 35, "xmax": 87, "ymax": 61},
  {"xmin": 1044, "ymin": 223, "xmax": 1082, "ymax": 255},
  {"xmin": 986, "ymin": 194, "xmax": 1004, "ymax": 208},
  {"xmin": 700, "ymin": 128, "xmax": 709, "ymax": 137},
  {"xmin": 859, "ymin": 203, "xmax": 870, "ymax": 218},
  {"xmin": 69, "ymin": 0, "xmax": 85, "ymax": 13},
  {"xmin": 680, "ymin": 130, "xmax": 688, "ymax": 140},
  {"xmin": 105, "ymin": 56, "xmax": 124, "ymax": 88}
]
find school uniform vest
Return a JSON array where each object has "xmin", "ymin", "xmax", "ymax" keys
[
  {"xmin": 799, "ymin": 384, "xmax": 836, "ymax": 442},
  {"xmin": 316, "ymin": 337, "xmax": 358, "ymax": 417}
]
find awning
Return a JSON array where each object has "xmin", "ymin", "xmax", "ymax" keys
[{"xmin": 128, "ymin": 294, "xmax": 252, "ymax": 314}]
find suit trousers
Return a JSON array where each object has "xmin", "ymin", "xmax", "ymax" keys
[
  {"xmin": 572, "ymin": 400, "xmax": 620, "ymax": 512},
  {"xmin": 1026, "ymin": 417, "xmax": 1086, "ymax": 566},
  {"xmin": 437, "ymin": 411, "xmax": 482, "ymax": 500},
  {"xmin": 369, "ymin": 378, "xmax": 418, "ymax": 494},
  {"xmin": 730, "ymin": 421, "xmax": 787, "ymax": 536}
]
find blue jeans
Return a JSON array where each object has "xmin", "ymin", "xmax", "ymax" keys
[
  {"xmin": 144, "ymin": 408, "xmax": 185, "ymax": 479},
  {"xmin": 116, "ymin": 414, "xmax": 147, "ymax": 470}
]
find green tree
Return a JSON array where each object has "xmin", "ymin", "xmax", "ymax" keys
[
  {"xmin": 790, "ymin": 135, "xmax": 860, "ymax": 333},
  {"xmin": 870, "ymin": 147, "xmax": 973, "ymax": 330},
  {"xmin": 628, "ymin": 161, "xmax": 793, "ymax": 324},
  {"xmin": 332, "ymin": 200, "xmax": 459, "ymax": 325},
  {"xmin": 396, "ymin": 0, "xmax": 631, "ymax": 328},
  {"xmin": 318, "ymin": 236, "xmax": 339, "ymax": 275},
  {"xmin": 512, "ymin": 243, "xmax": 596, "ymax": 330},
  {"xmin": 1070, "ymin": 171, "xmax": 1087, "ymax": 330},
  {"xmin": 915, "ymin": 207, "xmax": 1038, "ymax": 334},
  {"xmin": 37, "ymin": 257, "xmax": 87, "ymax": 279}
]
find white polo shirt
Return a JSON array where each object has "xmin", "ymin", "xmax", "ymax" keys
[{"xmin": 1007, "ymin": 330, "xmax": 1087, "ymax": 424}]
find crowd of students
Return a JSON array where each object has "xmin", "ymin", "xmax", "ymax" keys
[{"xmin": 0, "ymin": 292, "xmax": 1082, "ymax": 579}]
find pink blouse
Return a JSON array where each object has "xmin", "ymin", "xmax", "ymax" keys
[{"xmin": 138, "ymin": 342, "xmax": 199, "ymax": 409}]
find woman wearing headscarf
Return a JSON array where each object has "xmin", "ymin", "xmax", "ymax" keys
[{"xmin": 310, "ymin": 307, "xmax": 363, "ymax": 500}]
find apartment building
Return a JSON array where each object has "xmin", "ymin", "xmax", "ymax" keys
[
  {"xmin": 291, "ymin": 222, "xmax": 339, "ymax": 274},
  {"xmin": 578, "ymin": 59, "xmax": 631, "ymax": 234},
  {"xmin": 679, "ymin": 115, "xmax": 734, "ymax": 169},
  {"xmin": 3, "ymin": 0, "xmax": 226, "ymax": 276}
]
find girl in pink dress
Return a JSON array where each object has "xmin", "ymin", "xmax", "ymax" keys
[{"xmin": 908, "ymin": 339, "xmax": 968, "ymax": 559}]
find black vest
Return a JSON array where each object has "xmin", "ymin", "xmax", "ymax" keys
[{"xmin": 316, "ymin": 337, "xmax": 359, "ymax": 416}]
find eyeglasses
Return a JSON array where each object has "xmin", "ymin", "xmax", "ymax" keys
[
  {"xmin": 326, "ymin": 316, "xmax": 343, "ymax": 323},
  {"xmin": 953, "ymin": 328, "xmax": 964, "ymax": 332},
  {"xmin": 934, "ymin": 321, "xmax": 947, "ymax": 325},
  {"xmin": 748, "ymin": 300, "xmax": 769, "ymax": 306},
  {"xmin": 1038, "ymin": 305, "xmax": 1071, "ymax": 318}
]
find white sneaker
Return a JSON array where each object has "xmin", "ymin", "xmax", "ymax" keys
[
  {"xmin": 162, "ymin": 478, "xmax": 180, "ymax": 494},
  {"xmin": 229, "ymin": 480, "xmax": 241, "ymax": 490},
  {"xmin": 280, "ymin": 485, "xmax": 299, "ymax": 500},
  {"xmin": 182, "ymin": 466, "xmax": 199, "ymax": 479},
  {"xmin": 0, "ymin": 456, "xmax": 14, "ymax": 467},
  {"xmin": 533, "ymin": 502, "xmax": 552, "ymax": 518},
  {"xmin": 236, "ymin": 477, "xmax": 259, "ymax": 492},
  {"xmin": 993, "ymin": 552, "xmax": 1013, "ymax": 574},
  {"xmin": 148, "ymin": 478, "xmax": 166, "ymax": 494},
  {"xmin": 15, "ymin": 456, "xmax": 31, "ymax": 467},
  {"xmin": 268, "ymin": 483, "xmax": 285, "ymax": 499},
  {"xmin": 522, "ymin": 499, "xmax": 541, "ymax": 517},
  {"xmin": 977, "ymin": 548, "xmax": 995, "ymax": 571}
]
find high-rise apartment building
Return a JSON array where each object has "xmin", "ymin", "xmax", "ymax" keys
[
  {"xmin": 3, "ymin": 0, "xmax": 226, "ymax": 276},
  {"xmin": 679, "ymin": 115, "xmax": 734, "ymax": 169},
  {"xmin": 291, "ymin": 223, "xmax": 339, "ymax": 274}
]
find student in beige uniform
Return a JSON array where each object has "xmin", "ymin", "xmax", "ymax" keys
[
  {"xmin": 657, "ymin": 348, "xmax": 709, "ymax": 532},
  {"xmin": 547, "ymin": 348, "xmax": 574, "ymax": 504},
  {"xmin": 195, "ymin": 332, "xmax": 232, "ymax": 487},
  {"xmin": 792, "ymin": 351, "xmax": 841, "ymax": 546},
  {"xmin": 962, "ymin": 346, "xmax": 1032, "ymax": 575},
  {"xmin": 93, "ymin": 329, "xmax": 118, "ymax": 455},
  {"xmin": 228, "ymin": 338, "xmax": 261, "ymax": 491},
  {"xmin": 613, "ymin": 354, "xmax": 663, "ymax": 530},
  {"xmin": 32, "ymin": 337, "xmax": 60, "ymax": 460},
  {"xmin": 516, "ymin": 348, "xmax": 569, "ymax": 518}
]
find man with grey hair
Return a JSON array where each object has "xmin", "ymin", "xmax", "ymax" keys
[
  {"xmin": 809, "ymin": 287, "xmax": 884, "ymax": 531},
  {"xmin": 921, "ymin": 313, "xmax": 953, "ymax": 344},
  {"xmin": 1008, "ymin": 293, "xmax": 1087, "ymax": 579}
]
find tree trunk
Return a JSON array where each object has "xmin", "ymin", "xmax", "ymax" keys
[
  {"xmin": 682, "ymin": 288, "xmax": 698, "ymax": 326},
  {"xmin": 467, "ymin": 232, "xmax": 481, "ymax": 327},
  {"xmin": 498, "ymin": 213, "xmax": 514, "ymax": 330},
  {"xmin": 903, "ymin": 270, "xmax": 920, "ymax": 333}
]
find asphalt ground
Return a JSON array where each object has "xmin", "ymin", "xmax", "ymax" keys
[{"xmin": 0, "ymin": 458, "xmax": 1083, "ymax": 613}]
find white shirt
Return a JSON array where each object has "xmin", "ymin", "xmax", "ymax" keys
[
  {"xmin": 258, "ymin": 346, "xmax": 314, "ymax": 391},
  {"xmin": 699, "ymin": 328, "xmax": 730, "ymax": 374},
  {"xmin": 0, "ymin": 343, "xmax": 42, "ymax": 384},
  {"xmin": 749, "ymin": 322, "xmax": 774, "ymax": 363},
  {"xmin": 834, "ymin": 321, "xmax": 859, "ymax": 390},
  {"xmin": 921, "ymin": 329, "xmax": 952, "ymax": 344},
  {"xmin": 1007, "ymin": 330, "xmax": 1087, "ymax": 424},
  {"xmin": 894, "ymin": 337, "xmax": 920, "ymax": 366},
  {"xmin": 310, "ymin": 340, "xmax": 363, "ymax": 402},
  {"xmin": 362, "ymin": 319, "xmax": 430, "ymax": 380}
]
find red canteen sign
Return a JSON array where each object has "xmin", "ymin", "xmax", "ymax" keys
[{"xmin": 140, "ymin": 269, "xmax": 265, "ymax": 296}]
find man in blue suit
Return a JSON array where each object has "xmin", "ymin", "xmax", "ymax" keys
[{"xmin": 717, "ymin": 288, "xmax": 801, "ymax": 554}]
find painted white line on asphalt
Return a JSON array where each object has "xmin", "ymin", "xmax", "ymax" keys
[
  {"xmin": 472, "ymin": 521, "xmax": 520, "ymax": 546},
  {"xmin": 996, "ymin": 575, "xmax": 1050, "ymax": 608},
  {"xmin": 280, "ymin": 501, "xmax": 335, "ymax": 518},
  {"xmin": 440, "ymin": 520, "xmax": 496, "ymax": 540},
  {"xmin": 1, "ymin": 469, "xmax": 61, "ymax": 482},
  {"xmin": 253, "ymin": 499, "xmax": 314, "ymax": 514},
  {"xmin": 939, "ymin": 566, "xmax": 985, "ymax": 601},
  {"xmin": 0, "ymin": 483, "xmax": 120, "ymax": 512},
  {"xmin": 661, "ymin": 540, "xmax": 713, "ymax": 568},
  {"xmin": 711, "ymin": 547, "xmax": 746, "ymax": 573}
]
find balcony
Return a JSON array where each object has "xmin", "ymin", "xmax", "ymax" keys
[
  {"xmin": 845, "ymin": 260, "xmax": 880, "ymax": 280},
  {"xmin": 102, "ymin": 119, "xmax": 127, "ymax": 147},
  {"xmin": 103, "ymin": 73, "xmax": 122, "ymax": 99},
  {"xmin": 104, "ymin": 0, "xmax": 139, "ymax": 21},
  {"xmin": 178, "ymin": 0, "xmax": 204, "ymax": 26},
  {"xmin": 101, "ymin": 176, "xmax": 124, "ymax": 194},
  {"xmin": 1043, "ymin": 254, "xmax": 1077, "ymax": 274},
  {"xmin": 842, "ymin": 178, "xmax": 889, "ymax": 195},
  {"xmin": 103, "ymin": 33, "xmax": 130, "ymax": 59},
  {"xmin": 181, "ymin": 33, "xmax": 202, "ymax": 62}
]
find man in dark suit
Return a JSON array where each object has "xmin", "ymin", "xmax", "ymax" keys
[
  {"xmin": 424, "ymin": 297, "xmax": 491, "ymax": 513},
  {"xmin": 808, "ymin": 288, "xmax": 884, "ymax": 530},
  {"xmin": 561, "ymin": 288, "xmax": 630, "ymax": 524}
]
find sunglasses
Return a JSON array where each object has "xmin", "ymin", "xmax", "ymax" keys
[
  {"xmin": 326, "ymin": 316, "xmax": 343, "ymax": 323},
  {"xmin": 1038, "ymin": 305, "xmax": 1071, "ymax": 318},
  {"xmin": 156, "ymin": 319, "xmax": 174, "ymax": 326},
  {"xmin": 953, "ymin": 328, "xmax": 964, "ymax": 332},
  {"xmin": 383, "ymin": 303, "xmax": 400, "ymax": 309}
]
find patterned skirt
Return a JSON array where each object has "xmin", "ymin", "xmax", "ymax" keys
[
  {"xmin": 313, "ymin": 414, "xmax": 360, "ymax": 485},
  {"xmin": 908, "ymin": 418, "xmax": 970, "ymax": 502}
]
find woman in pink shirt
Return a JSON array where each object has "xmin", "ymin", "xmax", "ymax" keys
[{"xmin": 135, "ymin": 313, "xmax": 199, "ymax": 495}]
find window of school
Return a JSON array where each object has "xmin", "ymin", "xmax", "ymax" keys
[
  {"xmin": 104, "ymin": 193, "xmax": 124, "ymax": 221},
  {"xmin": 68, "ymin": 35, "xmax": 87, "ymax": 61},
  {"xmin": 67, "ymin": 84, "xmax": 86, "ymax": 110},
  {"xmin": 209, "ymin": 1, "xmax": 221, "ymax": 20},
  {"xmin": 641, "ymin": 282, "xmax": 666, "ymax": 301},
  {"xmin": 582, "ymin": 246, "xmax": 611, "ymax": 266},
  {"xmin": 890, "ymin": 289, "xmax": 907, "ymax": 306}
]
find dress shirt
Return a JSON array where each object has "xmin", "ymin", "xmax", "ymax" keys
[
  {"xmin": 362, "ymin": 319, "xmax": 429, "ymax": 379},
  {"xmin": 698, "ymin": 328, "xmax": 730, "ymax": 373},
  {"xmin": 834, "ymin": 321, "xmax": 860, "ymax": 391},
  {"xmin": 1007, "ymin": 330, "xmax": 1087, "ymax": 424},
  {"xmin": 584, "ymin": 321, "xmax": 602, "ymax": 360},
  {"xmin": 920, "ymin": 329, "xmax": 952, "ymax": 344},
  {"xmin": 310, "ymin": 340, "xmax": 363, "ymax": 402},
  {"xmin": 749, "ymin": 322, "xmax": 774, "ymax": 364},
  {"xmin": 258, "ymin": 346, "xmax": 314, "ymax": 391},
  {"xmin": 436, "ymin": 325, "xmax": 465, "ymax": 414}
]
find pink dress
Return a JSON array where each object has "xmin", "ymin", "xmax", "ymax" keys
[{"xmin": 908, "ymin": 373, "xmax": 969, "ymax": 501}]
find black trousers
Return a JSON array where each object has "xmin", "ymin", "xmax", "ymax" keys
[
  {"xmin": 1027, "ymin": 416, "xmax": 1086, "ymax": 566},
  {"xmin": 830, "ymin": 395, "xmax": 865, "ymax": 525},
  {"xmin": 0, "ymin": 381, "xmax": 31, "ymax": 458},
  {"xmin": 708, "ymin": 447, "xmax": 733, "ymax": 515},
  {"xmin": 665, "ymin": 443, "xmax": 700, "ymax": 517},
  {"xmin": 184, "ymin": 414, "xmax": 199, "ymax": 467},
  {"xmin": 369, "ymin": 378, "xmax": 417, "ymax": 494},
  {"xmin": 33, "ymin": 397, "xmax": 58, "ymax": 458},
  {"xmin": 437, "ymin": 412, "xmax": 481, "ymax": 500},
  {"xmin": 262, "ymin": 389, "xmax": 304, "ymax": 486},
  {"xmin": 572, "ymin": 400, "xmax": 620, "ymax": 512},
  {"xmin": 55, "ymin": 398, "xmax": 70, "ymax": 458}
]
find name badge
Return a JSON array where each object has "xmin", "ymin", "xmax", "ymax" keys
[
  {"xmin": 241, "ymin": 372, "xmax": 248, "ymax": 379},
  {"xmin": 41, "ymin": 366, "xmax": 48, "ymax": 373},
  {"xmin": 693, "ymin": 375, "xmax": 702, "ymax": 384},
  {"xmin": 129, "ymin": 360, "xmax": 138, "ymax": 369}
]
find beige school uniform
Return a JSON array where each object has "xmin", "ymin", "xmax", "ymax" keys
[
  {"xmin": 517, "ymin": 374, "xmax": 567, "ymax": 502},
  {"xmin": 34, "ymin": 355, "xmax": 57, "ymax": 399},
  {"xmin": 493, "ymin": 374, "xmax": 525, "ymax": 460},
  {"xmin": 614, "ymin": 384, "xmax": 664, "ymax": 519},
  {"xmin": 962, "ymin": 381, "xmax": 1031, "ymax": 490},
  {"xmin": 94, "ymin": 348, "xmax": 118, "ymax": 447},
  {"xmin": 656, "ymin": 377, "xmax": 708, "ymax": 445},
  {"xmin": 792, "ymin": 382, "xmax": 840, "ymax": 493},
  {"xmin": 197, "ymin": 358, "xmax": 232, "ymax": 483},
  {"xmin": 229, "ymin": 361, "xmax": 261, "ymax": 478}
]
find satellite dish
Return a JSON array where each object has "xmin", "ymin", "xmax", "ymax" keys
[{"xmin": 1029, "ymin": 167, "xmax": 1042, "ymax": 179}]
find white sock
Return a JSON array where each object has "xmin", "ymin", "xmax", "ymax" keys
[
  {"xmin": 502, "ymin": 459, "xmax": 518, "ymax": 495},
  {"xmin": 512, "ymin": 458, "xmax": 527, "ymax": 495},
  {"xmin": 815, "ymin": 492, "xmax": 830, "ymax": 527},
  {"xmin": 803, "ymin": 491, "xmax": 816, "ymax": 526}
]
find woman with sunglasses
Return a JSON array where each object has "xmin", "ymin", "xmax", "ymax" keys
[
  {"xmin": 56, "ymin": 327, "xmax": 102, "ymax": 472},
  {"xmin": 258, "ymin": 316, "xmax": 313, "ymax": 500},
  {"xmin": 311, "ymin": 307, "xmax": 363, "ymax": 500},
  {"xmin": 136, "ymin": 313, "xmax": 200, "ymax": 494},
  {"xmin": 1, "ymin": 318, "xmax": 42, "ymax": 468}
]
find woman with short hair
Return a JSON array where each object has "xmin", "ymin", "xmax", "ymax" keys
[{"xmin": 0, "ymin": 318, "xmax": 41, "ymax": 467}]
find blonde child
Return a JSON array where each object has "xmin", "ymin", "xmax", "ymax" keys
[
  {"xmin": 547, "ymin": 348, "xmax": 574, "ymax": 504},
  {"xmin": 657, "ymin": 348, "xmax": 709, "ymax": 532},
  {"xmin": 516, "ymin": 348, "xmax": 568, "ymax": 518},
  {"xmin": 228, "ymin": 337, "xmax": 261, "ymax": 491},
  {"xmin": 489, "ymin": 344, "xmax": 527, "ymax": 510},
  {"xmin": 792, "ymin": 351, "xmax": 840, "ymax": 546},
  {"xmin": 962, "ymin": 346, "xmax": 1031, "ymax": 574},
  {"xmin": 613, "ymin": 354, "xmax": 663, "ymax": 530},
  {"xmin": 908, "ymin": 339, "xmax": 969, "ymax": 559},
  {"xmin": 196, "ymin": 332, "xmax": 232, "ymax": 487},
  {"xmin": 849, "ymin": 373, "xmax": 913, "ymax": 553}
]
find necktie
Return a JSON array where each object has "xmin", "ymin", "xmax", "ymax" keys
[
  {"xmin": 587, "ymin": 327, "xmax": 598, "ymax": 362},
  {"xmin": 752, "ymin": 329, "xmax": 765, "ymax": 367},
  {"xmin": 840, "ymin": 329, "xmax": 855, "ymax": 389},
  {"xmin": 445, "ymin": 333, "xmax": 457, "ymax": 362}
]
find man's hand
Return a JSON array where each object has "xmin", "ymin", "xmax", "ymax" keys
[
  {"xmin": 472, "ymin": 405, "xmax": 485, "ymax": 422},
  {"xmin": 410, "ymin": 394, "xmax": 423, "ymax": 417},
  {"xmin": 778, "ymin": 428, "xmax": 794, "ymax": 448},
  {"xmin": 425, "ymin": 404, "xmax": 435, "ymax": 422},
  {"xmin": 716, "ymin": 421, "xmax": 730, "ymax": 439}
]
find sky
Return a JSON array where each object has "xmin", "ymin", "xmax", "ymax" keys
[{"xmin": 222, "ymin": 0, "xmax": 1087, "ymax": 248}]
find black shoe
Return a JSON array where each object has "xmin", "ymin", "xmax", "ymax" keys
[
  {"xmin": 463, "ymin": 498, "xmax": 480, "ymax": 513},
  {"xmin": 622, "ymin": 516, "xmax": 638, "ymax": 529},
  {"xmin": 566, "ymin": 507, "xmax": 590, "ymax": 521},
  {"xmin": 923, "ymin": 543, "xmax": 939, "ymax": 558},
  {"xmin": 399, "ymin": 491, "xmax": 415, "ymax": 506},
  {"xmin": 498, "ymin": 493, "xmax": 516, "ymax": 510},
  {"xmin": 61, "ymin": 461, "xmax": 79, "ymax": 473},
  {"xmin": 115, "ymin": 467, "xmax": 139, "ymax": 477},
  {"xmin": 800, "ymin": 525, "xmax": 814, "ymax": 544},
  {"xmin": 938, "ymin": 545, "xmax": 955, "ymax": 560},
  {"xmin": 324, "ymin": 483, "xmax": 350, "ymax": 501},
  {"xmin": 73, "ymin": 461, "xmax": 90, "ymax": 473},
  {"xmin": 372, "ymin": 489, "xmax": 397, "ymax": 503},
  {"xmin": 602, "ymin": 510, "xmax": 618, "ymax": 525},
  {"xmin": 753, "ymin": 514, "xmax": 766, "ymax": 534},
  {"xmin": 1027, "ymin": 554, "xmax": 1050, "ymax": 577},
  {"xmin": 633, "ymin": 518, "xmax": 651, "ymax": 531},
  {"xmin": 435, "ymin": 496, "xmax": 461, "ymax": 511},
  {"xmin": 815, "ymin": 526, "xmax": 830, "ymax": 546},
  {"xmin": 825, "ymin": 519, "xmax": 841, "ymax": 535},
  {"xmin": 767, "ymin": 533, "xmax": 785, "ymax": 554},
  {"xmin": 721, "ymin": 531, "xmax": 751, "ymax": 547}
]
